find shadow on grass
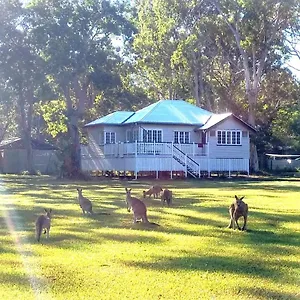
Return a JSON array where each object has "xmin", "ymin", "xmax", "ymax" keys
[
  {"xmin": 123, "ymin": 253, "xmax": 300, "ymax": 283},
  {"xmin": 241, "ymin": 287, "xmax": 300, "ymax": 300},
  {"xmin": 0, "ymin": 271, "xmax": 34, "ymax": 287},
  {"xmin": 244, "ymin": 229, "xmax": 300, "ymax": 247}
]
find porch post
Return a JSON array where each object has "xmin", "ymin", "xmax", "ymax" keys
[
  {"xmin": 154, "ymin": 141, "xmax": 158, "ymax": 179},
  {"xmin": 207, "ymin": 141, "xmax": 211, "ymax": 177},
  {"xmin": 185, "ymin": 154, "xmax": 187, "ymax": 177},
  {"xmin": 135, "ymin": 140, "xmax": 138, "ymax": 179},
  {"xmin": 171, "ymin": 142, "xmax": 173, "ymax": 179},
  {"xmin": 193, "ymin": 142, "xmax": 195, "ymax": 157}
]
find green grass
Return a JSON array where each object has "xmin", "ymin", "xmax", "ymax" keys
[{"xmin": 0, "ymin": 175, "xmax": 299, "ymax": 300}]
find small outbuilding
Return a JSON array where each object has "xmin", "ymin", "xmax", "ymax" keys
[
  {"xmin": 0, "ymin": 137, "xmax": 59, "ymax": 174},
  {"xmin": 266, "ymin": 154, "xmax": 300, "ymax": 171}
]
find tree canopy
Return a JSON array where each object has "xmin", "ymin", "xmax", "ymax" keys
[{"xmin": 0, "ymin": 0, "xmax": 299, "ymax": 175}]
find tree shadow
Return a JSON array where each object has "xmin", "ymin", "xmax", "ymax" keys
[{"xmin": 241, "ymin": 286, "xmax": 300, "ymax": 300}]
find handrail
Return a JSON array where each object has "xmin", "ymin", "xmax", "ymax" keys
[{"xmin": 172, "ymin": 144, "xmax": 199, "ymax": 166}]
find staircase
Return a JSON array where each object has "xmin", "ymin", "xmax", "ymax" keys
[{"xmin": 170, "ymin": 144, "xmax": 200, "ymax": 178}]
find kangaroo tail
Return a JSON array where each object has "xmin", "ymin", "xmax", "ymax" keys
[{"xmin": 36, "ymin": 222, "xmax": 42, "ymax": 242}]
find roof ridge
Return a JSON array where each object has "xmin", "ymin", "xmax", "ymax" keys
[{"xmin": 134, "ymin": 100, "xmax": 163, "ymax": 122}]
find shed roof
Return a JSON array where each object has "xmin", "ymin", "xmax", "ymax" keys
[
  {"xmin": 85, "ymin": 111, "xmax": 134, "ymax": 127},
  {"xmin": 0, "ymin": 137, "xmax": 58, "ymax": 150}
]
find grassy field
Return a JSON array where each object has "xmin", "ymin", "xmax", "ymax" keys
[{"xmin": 0, "ymin": 175, "xmax": 299, "ymax": 300}]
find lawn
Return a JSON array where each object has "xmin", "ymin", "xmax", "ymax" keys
[{"xmin": 0, "ymin": 175, "xmax": 299, "ymax": 300}]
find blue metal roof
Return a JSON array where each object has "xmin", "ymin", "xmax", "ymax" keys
[
  {"xmin": 123, "ymin": 100, "xmax": 212, "ymax": 125},
  {"xmin": 85, "ymin": 111, "xmax": 134, "ymax": 126}
]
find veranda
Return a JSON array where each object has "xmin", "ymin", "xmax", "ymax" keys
[{"xmin": 81, "ymin": 141, "xmax": 249, "ymax": 179}]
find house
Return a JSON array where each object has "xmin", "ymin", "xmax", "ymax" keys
[
  {"xmin": 81, "ymin": 100, "xmax": 256, "ymax": 178},
  {"xmin": 0, "ymin": 137, "xmax": 59, "ymax": 174}
]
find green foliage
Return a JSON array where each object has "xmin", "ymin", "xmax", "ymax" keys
[{"xmin": 35, "ymin": 100, "xmax": 68, "ymax": 138}]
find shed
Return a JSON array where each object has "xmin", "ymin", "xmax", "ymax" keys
[
  {"xmin": 0, "ymin": 137, "xmax": 59, "ymax": 174},
  {"xmin": 266, "ymin": 154, "xmax": 300, "ymax": 171}
]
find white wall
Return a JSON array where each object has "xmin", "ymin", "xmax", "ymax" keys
[
  {"xmin": 207, "ymin": 117, "xmax": 251, "ymax": 159},
  {"xmin": 87, "ymin": 123, "xmax": 203, "ymax": 144}
]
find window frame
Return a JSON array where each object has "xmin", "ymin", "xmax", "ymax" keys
[
  {"xmin": 217, "ymin": 130, "xmax": 242, "ymax": 145},
  {"xmin": 104, "ymin": 131, "xmax": 116, "ymax": 144},
  {"xmin": 142, "ymin": 129, "xmax": 163, "ymax": 143},
  {"xmin": 174, "ymin": 131, "xmax": 191, "ymax": 144}
]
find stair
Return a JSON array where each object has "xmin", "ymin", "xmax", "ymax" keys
[{"xmin": 170, "ymin": 144, "xmax": 200, "ymax": 178}]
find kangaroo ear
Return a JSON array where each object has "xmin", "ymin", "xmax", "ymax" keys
[
  {"xmin": 240, "ymin": 196, "xmax": 245, "ymax": 201},
  {"xmin": 235, "ymin": 195, "xmax": 238, "ymax": 200},
  {"xmin": 125, "ymin": 188, "xmax": 128, "ymax": 191},
  {"xmin": 44, "ymin": 208, "xmax": 47, "ymax": 213},
  {"xmin": 49, "ymin": 209, "xmax": 52, "ymax": 213}
]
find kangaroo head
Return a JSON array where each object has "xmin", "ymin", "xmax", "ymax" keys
[
  {"xmin": 44, "ymin": 208, "xmax": 52, "ymax": 218},
  {"xmin": 77, "ymin": 188, "xmax": 83, "ymax": 194},
  {"xmin": 234, "ymin": 195, "xmax": 245, "ymax": 208}
]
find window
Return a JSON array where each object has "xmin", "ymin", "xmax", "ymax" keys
[
  {"xmin": 174, "ymin": 131, "xmax": 190, "ymax": 144},
  {"xmin": 126, "ymin": 130, "xmax": 132, "ymax": 142},
  {"xmin": 105, "ymin": 132, "xmax": 116, "ymax": 144},
  {"xmin": 142, "ymin": 129, "xmax": 162, "ymax": 142},
  {"xmin": 217, "ymin": 130, "xmax": 241, "ymax": 145},
  {"xmin": 126, "ymin": 129, "xmax": 139, "ymax": 142}
]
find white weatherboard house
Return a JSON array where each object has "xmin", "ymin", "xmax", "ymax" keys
[{"xmin": 81, "ymin": 100, "xmax": 255, "ymax": 178}]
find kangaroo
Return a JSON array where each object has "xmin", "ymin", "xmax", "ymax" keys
[
  {"xmin": 161, "ymin": 189, "xmax": 172, "ymax": 206},
  {"xmin": 228, "ymin": 195, "xmax": 248, "ymax": 231},
  {"xmin": 77, "ymin": 188, "xmax": 93, "ymax": 215},
  {"xmin": 35, "ymin": 209, "xmax": 52, "ymax": 242},
  {"xmin": 143, "ymin": 185, "xmax": 163, "ymax": 199},
  {"xmin": 125, "ymin": 188, "xmax": 159, "ymax": 225}
]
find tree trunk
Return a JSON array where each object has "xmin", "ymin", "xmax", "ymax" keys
[
  {"xmin": 18, "ymin": 88, "xmax": 35, "ymax": 174},
  {"xmin": 247, "ymin": 89, "xmax": 259, "ymax": 172},
  {"xmin": 61, "ymin": 84, "xmax": 81, "ymax": 177}
]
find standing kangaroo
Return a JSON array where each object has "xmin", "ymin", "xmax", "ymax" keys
[
  {"xmin": 228, "ymin": 195, "xmax": 248, "ymax": 231},
  {"xmin": 161, "ymin": 189, "xmax": 172, "ymax": 206},
  {"xmin": 125, "ymin": 188, "xmax": 159, "ymax": 225},
  {"xmin": 77, "ymin": 188, "xmax": 93, "ymax": 215},
  {"xmin": 35, "ymin": 209, "xmax": 52, "ymax": 242},
  {"xmin": 143, "ymin": 185, "xmax": 163, "ymax": 199}
]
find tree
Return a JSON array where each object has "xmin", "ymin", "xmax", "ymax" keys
[
  {"xmin": 27, "ymin": 0, "xmax": 135, "ymax": 177},
  {"xmin": 211, "ymin": 0, "xmax": 300, "ymax": 170},
  {"xmin": 0, "ymin": 0, "xmax": 46, "ymax": 173}
]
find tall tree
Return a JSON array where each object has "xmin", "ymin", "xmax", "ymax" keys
[
  {"xmin": 0, "ymin": 0, "xmax": 46, "ymax": 173},
  {"xmin": 212, "ymin": 0, "xmax": 299, "ymax": 170},
  {"xmin": 27, "ymin": 0, "xmax": 134, "ymax": 176}
]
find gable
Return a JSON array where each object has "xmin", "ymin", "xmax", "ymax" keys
[{"xmin": 197, "ymin": 114, "xmax": 255, "ymax": 132}]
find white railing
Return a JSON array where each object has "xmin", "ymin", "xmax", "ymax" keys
[{"xmin": 99, "ymin": 142, "xmax": 208, "ymax": 157}]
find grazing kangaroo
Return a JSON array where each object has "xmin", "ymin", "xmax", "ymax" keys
[
  {"xmin": 77, "ymin": 188, "xmax": 93, "ymax": 215},
  {"xmin": 161, "ymin": 189, "xmax": 172, "ymax": 206},
  {"xmin": 143, "ymin": 185, "xmax": 163, "ymax": 199},
  {"xmin": 228, "ymin": 195, "xmax": 248, "ymax": 231},
  {"xmin": 35, "ymin": 209, "xmax": 52, "ymax": 242},
  {"xmin": 125, "ymin": 188, "xmax": 159, "ymax": 225}
]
